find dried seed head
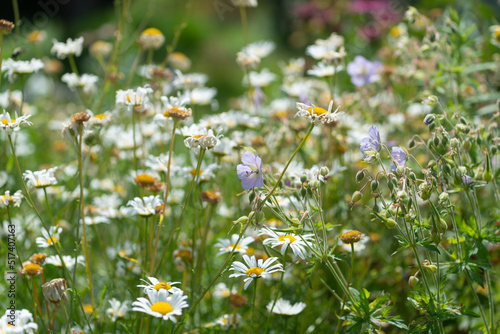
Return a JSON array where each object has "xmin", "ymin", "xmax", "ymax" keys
[
  {"xmin": 230, "ymin": 293, "xmax": 248, "ymax": 308},
  {"xmin": 200, "ymin": 190, "xmax": 222, "ymax": 204},
  {"xmin": 71, "ymin": 112, "xmax": 91, "ymax": 125},
  {"xmin": 134, "ymin": 174, "xmax": 156, "ymax": 187},
  {"xmin": 42, "ymin": 278, "xmax": 68, "ymax": 307},
  {"xmin": 164, "ymin": 106, "xmax": 192, "ymax": 120},
  {"xmin": 20, "ymin": 262, "xmax": 43, "ymax": 277},
  {"xmin": 0, "ymin": 20, "xmax": 15, "ymax": 34},
  {"xmin": 340, "ymin": 230, "xmax": 363, "ymax": 244},
  {"xmin": 29, "ymin": 253, "xmax": 47, "ymax": 265}
]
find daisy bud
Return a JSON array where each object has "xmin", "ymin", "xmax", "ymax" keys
[
  {"xmin": 339, "ymin": 230, "xmax": 362, "ymax": 244},
  {"xmin": 42, "ymin": 278, "xmax": 68, "ymax": 308},
  {"xmin": 409, "ymin": 275, "xmax": 419, "ymax": 289}
]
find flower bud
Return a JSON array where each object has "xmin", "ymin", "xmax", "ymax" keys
[
  {"xmin": 289, "ymin": 218, "xmax": 302, "ymax": 227},
  {"xmin": 432, "ymin": 229, "xmax": 442, "ymax": 244},
  {"xmin": 409, "ymin": 275, "xmax": 419, "ymax": 289},
  {"xmin": 370, "ymin": 180, "xmax": 379, "ymax": 192},
  {"xmin": 396, "ymin": 165, "xmax": 405, "ymax": 176},
  {"xmin": 300, "ymin": 187, "xmax": 307, "ymax": 198},
  {"xmin": 384, "ymin": 218, "xmax": 397, "ymax": 229},
  {"xmin": 248, "ymin": 191, "xmax": 256, "ymax": 203},
  {"xmin": 409, "ymin": 172, "xmax": 417, "ymax": 181},
  {"xmin": 423, "ymin": 264, "xmax": 437, "ymax": 273},
  {"xmin": 309, "ymin": 180, "xmax": 320, "ymax": 190},
  {"xmin": 352, "ymin": 191, "xmax": 363, "ymax": 202},
  {"xmin": 438, "ymin": 192, "xmax": 449, "ymax": 204},
  {"xmin": 463, "ymin": 139, "xmax": 471, "ymax": 151},
  {"xmin": 408, "ymin": 138, "xmax": 416, "ymax": 148},
  {"xmin": 450, "ymin": 138, "xmax": 460, "ymax": 148},
  {"xmin": 424, "ymin": 95, "xmax": 438, "ymax": 106},
  {"xmin": 356, "ymin": 170, "xmax": 365, "ymax": 182},
  {"xmin": 233, "ymin": 215, "xmax": 249, "ymax": 225},
  {"xmin": 433, "ymin": 136, "xmax": 440, "ymax": 147},
  {"xmin": 320, "ymin": 166, "xmax": 329, "ymax": 177},
  {"xmin": 438, "ymin": 218, "xmax": 448, "ymax": 232},
  {"xmin": 419, "ymin": 182, "xmax": 432, "ymax": 200},
  {"xmin": 300, "ymin": 174, "xmax": 308, "ymax": 183},
  {"xmin": 424, "ymin": 114, "xmax": 435, "ymax": 125},
  {"xmin": 458, "ymin": 166, "xmax": 467, "ymax": 175},
  {"xmin": 397, "ymin": 190, "xmax": 409, "ymax": 204}
]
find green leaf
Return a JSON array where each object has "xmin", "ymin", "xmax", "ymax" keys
[{"xmin": 463, "ymin": 62, "xmax": 498, "ymax": 75}]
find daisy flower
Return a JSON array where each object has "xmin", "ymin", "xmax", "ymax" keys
[
  {"xmin": 1, "ymin": 58, "xmax": 44, "ymax": 82},
  {"xmin": 138, "ymin": 28, "xmax": 165, "ymax": 50},
  {"xmin": 214, "ymin": 234, "xmax": 255, "ymax": 257},
  {"xmin": 106, "ymin": 298, "xmax": 130, "ymax": 322},
  {"xmin": 127, "ymin": 196, "xmax": 163, "ymax": 217},
  {"xmin": 229, "ymin": 255, "xmax": 284, "ymax": 290},
  {"xmin": 172, "ymin": 71, "xmax": 208, "ymax": 90},
  {"xmin": 132, "ymin": 290, "xmax": 188, "ymax": 322},
  {"xmin": 116, "ymin": 86, "xmax": 153, "ymax": 111},
  {"xmin": 61, "ymin": 73, "xmax": 99, "ymax": 94},
  {"xmin": 307, "ymin": 62, "xmax": 343, "ymax": 78},
  {"xmin": 51, "ymin": 37, "xmax": 84, "ymax": 59},
  {"xmin": 212, "ymin": 283, "xmax": 237, "ymax": 299},
  {"xmin": 137, "ymin": 277, "xmax": 183, "ymax": 294},
  {"xmin": 231, "ymin": 0, "xmax": 257, "ymax": 7},
  {"xmin": 0, "ymin": 190, "xmax": 23, "ymax": 208},
  {"xmin": 337, "ymin": 229, "xmax": 370, "ymax": 252},
  {"xmin": 181, "ymin": 124, "xmax": 221, "ymax": 150},
  {"xmin": 266, "ymin": 298, "xmax": 306, "ymax": 315},
  {"xmin": 215, "ymin": 313, "xmax": 242, "ymax": 329},
  {"xmin": 247, "ymin": 68, "xmax": 276, "ymax": 87},
  {"xmin": 259, "ymin": 227, "xmax": 314, "ymax": 259},
  {"xmin": 36, "ymin": 226, "xmax": 62, "ymax": 248},
  {"xmin": 0, "ymin": 309, "xmax": 38, "ymax": 333},
  {"xmin": 23, "ymin": 167, "xmax": 58, "ymax": 189},
  {"xmin": 490, "ymin": 25, "xmax": 500, "ymax": 47},
  {"xmin": 242, "ymin": 40, "xmax": 275, "ymax": 58},
  {"xmin": 45, "ymin": 255, "xmax": 85, "ymax": 270},
  {"xmin": 0, "ymin": 110, "xmax": 32, "ymax": 134},
  {"xmin": 295, "ymin": 100, "xmax": 342, "ymax": 125},
  {"xmin": 157, "ymin": 95, "xmax": 192, "ymax": 120}
]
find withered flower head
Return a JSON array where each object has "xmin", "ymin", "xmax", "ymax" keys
[
  {"xmin": 20, "ymin": 262, "xmax": 43, "ymax": 277},
  {"xmin": 147, "ymin": 181, "xmax": 166, "ymax": 193},
  {"xmin": 0, "ymin": 20, "xmax": 15, "ymax": 34},
  {"xmin": 29, "ymin": 253, "xmax": 47, "ymax": 265},
  {"xmin": 230, "ymin": 293, "xmax": 248, "ymax": 308},
  {"xmin": 200, "ymin": 190, "xmax": 222, "ymax": 204},
  {"xmin": 340, "ymin": 230, "xmax": 362, "ymax": 244},
  {"xmin": 71, "ymin": 112, "xmax": 91, "ymax": 125},
  {"xmin": 42, "ymin": 278, "xmax": 68, "ymax": 307},
  {"xmin": 134, "ymin": 174, "xmax": 156, "ymax": 187},
  {"xmin": 164, "ymin": 106, "xmax": 192, "ymax": 120}
]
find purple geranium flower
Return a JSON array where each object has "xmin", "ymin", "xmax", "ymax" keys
[
  {"xmin": 360, "ymin": 126, "xmax": 381, "ymax": 160},
  {"xmin": 461, "ymin": 175, "xmax": 473, "ymax": 186},
  {"xmin": 347, "ymin": 56, "xmax": 383, "ymax": 86},
  {"xmin": 391, "ymin": 146, "xmax": 406, "ymax": 171},
  {"xmin": 237, "ymin": 151, "xmax": 264, "ymax": 190}
]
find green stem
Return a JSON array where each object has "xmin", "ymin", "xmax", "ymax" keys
[
  {"xmin": 265, "ymin": 248, "xmax": 287, "ymax": 333},
  {"xmin": 68, "ymin": 55, "xmax": 79, "ymax": 75},
  {"xmin": 465, "ymin": 271, "xmax": 491, "ymax": 334},
  {"xmin": 251, "ymin": 279, "xmax": 258, "ymax": 333},
  {"xmin": 239, "ymin": 6, "xmax": 249, "ymax": 45},
  {"xmin": 43, "ymin": 188, "xmax": 53, "ymax": 224},
  {"xmin": 12, "ymin": 0, "xmax": 20, "ymax": 40},
  {"xmin": 0, "ymin": 32, "xmax": 4, "ymax": 88}
]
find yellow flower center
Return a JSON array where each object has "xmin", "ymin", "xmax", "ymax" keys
[
  {"xmin": 94, "ymin": 114, "xmax": 106, "ymax": 119},
  {"xmin": 495, "ymin": 27, "xmax": 500, "ymax": 42},
  {"xmin": 1, "ymin": 119, "xmax": 15, "ymax": 125},
  {"xmin": 143, "ymin": 27, "xmax": 163, "ymax": 36},
  {"xmin": 83, "ymin": 304, "xmax": 93, "ymax": 314},
  {"xmin": 193, "ymin": 134, "xmax": 208, "ymax": 139},
  {"xmin": 153, "ymin": 282, "xmax": 172, "ymax": 290},
  {"xmin": 47, "ymin": 236, "xmax": 58, "ymax": 245},
  {"xmin": 1, "ymin": 195, "xmax": 13, "ymax": 202},
  {"xmin": 307, "ymin": 107, "xmax": 327, "ymax": 116},
  {"xmin": 246, "ymin": 267, "xmax": 265, "ymax": 276},
  {"xmin": 23, "ymin": 263, "xmax": 42, "ymax": 275},
  {"xmin": 135, "ymin": 174, "xmax": 155, "ymax": 186},
  {"xmin": 150, "ymin": 302, "xmax": 173, "ymax": 315},
  {"xmin": 389, "ymin": 26, "xmax": 401, "ymax": 37},
  {"xmin": 189, "ymin": 168, "xmax": 203, "ymax": 176},
  {"xmin": 278, "ymin": 234, "xmax": 297, "ymax": 243},
  {"xmin": 227, "ymin": 244, "xmax": 241, "ymax": 250}
]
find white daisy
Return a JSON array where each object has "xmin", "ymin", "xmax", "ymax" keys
[
  {"xmin": 45, "ymin": 255, "xmax": 85, "ymax": 270},
  {"xmin": 229, "ymin": 255, "xmax": 284, "ymax": 290},
  {"xmin": 137, "ymin": 277, "xmax": 183, "ymax": 294},
  {"xmin": 259, "ymin": 227, "xmax": 313, "ymax": 259},
  {"xmin": 307, "ymin": 62, "xmax": 343, "ymax": 78},
  {"xmin": 247, "ymin": 68, "xmax": 276, "ymax": 87},
  {"xmin": 0, "ymin": 110, "xmax": 32, "ymax": 134},
  {"xmin": 23, "ymin": 167, "xmax": 57, "ymax": 188},
  {"xmin": 61, "ymin": 73, "xmax": 99, "ymax": 94},
  {"xmin": 295, "ymin": 100, "xmax": 342, "ymax": 125},
  {"xmin": 116, "ymin": 86, "xmax": 153, "ymax": 111},
  {"xmin": 155, "ymin": 95, "xmax": 191, "ymax": 121},
  {"xmin": 132, "ymin": 290, "xmax": 188, "ymax": 322},
  {"xmin": 231, "ymin": 0, "xmax": 257, "ymax": 7},
  {"xmin": 0, "ymin": 309, "xmax": 38, "ymax": 334},
  {"xmin": 236, "ymin": 51, "xmax": 260, "ymax": 69},
  {"xmin": 36, "ymin": 226, "xmax": 62, "ymax": 248},
  {"xmin": 51, "ymin": 37, "xmax": 84, "ymax": 59},
  {"xmin": 172, "ymin": 71, "xmax": 208, "ymax": 90},
  {"xmin": 242, "ymin": 41, "xmax": 275, "ymax": 58},
  {"xmin": 106, "ymin": 298, "xmax": 130, "ymax": 322},
  {"xmin": 212, "ymin": 283, "xmax": 237, "ymax": 299},
  {"xmin": 266, "ymin": 298, "xmax": 306, "ymax": 315},
  {"xmin": 1, "ymin": 58, "xmax": 44, "ymax": 82},
  {"xmin": 0, "ymin": 190, "xmax": 23, "ymax": 208},
  {"xmin": 127, "ymin": 196, "xmax": 162, "ymax": 217},
  {"xmin": 181, "ymin": 124, "xmax": 222, "ymax": 150},
  {"xmin": 185, "ymin": 87, "xmax": 217, "ymax": 106},
  {"xmin": 215, "ymin": 313, "xmax": 242, "ymax": 329},
  {"xmin": 138, "ymin": 28, "xmax": 165, "ymax": 50},
  {"xmin": 306, "ymin": 33, "xmax": 346, "ymax": 62},
  {"xmin": 214, "ymin": 234, "xmax": 255, "ymax": 257}
]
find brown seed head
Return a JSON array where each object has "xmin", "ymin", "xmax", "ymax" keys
[
  {"xmin": 29, "ymin": 253, "xmax": 47, "ymax": 265},
  {"xmin": 340, "ymin": 230, "xmax": 362, "ymax": 244},
  {"xmin": 0, "ymin": 20, "xmax": 14, "ymax": 34},
  {"xmin": 71, "ymin": 112, "xmax": 91, "ymax": 125},
  {"xmin": 200, "ymin": 190, "xmax": 222, "ymax": 204},
  {"xmin": 42, "ymin": 278, "xmax": 67, "ymax": 307},
  {"xmin": 230, "ymin": 293, "xmax": 248, "ymax": 308}
]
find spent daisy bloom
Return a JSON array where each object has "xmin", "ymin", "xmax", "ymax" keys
[
  {"xmin": 106, "ymin": 298, "xmax": 130, "ymax": 322},
  {"xmin": 236, "ymin": 151, "xmax": 263, "ymax": 190},
  {"xmin": 116, "ymin": 86, "xmax": 153, "ymax": 111},
  {"xmin": 0, "ymin": 190, "xmax": 23, "ymax": 208},
  {"xmin": 360, "ymin": 126, "xmax": 381, "ymax": 161},
  {"xmin": 61, "ymin": 73, "xmax": 99, "ymax": 94},
  {"xmin": 182, "ymin": 125, "xmax": 221, "ymax": 150},
  {"xmin": 346, "ymin": 56, "xmax": 383, "ymax": 87},
  {"xmin": 138, "ymin": 277, "xmax": 183, "ymax": 294},
  {"xmin": 36, "ymin": 226, "xmax": 62, "ymax": 248},
  {"xmin": 0, "ymin": 110, "xmax": 32, "ymax": 134},
  {"xmin": 1, "ymin": 58, "xmax": 44, "ymax": 82},
  {"xmin": 138, "ymin": 28, "xmax": 165, "ymax": 50},
  {"xmin": 229, "ymin": 255, "xmax": 284, "ymax": 290},
  {"xmin": 0, "ymin": 20, "xmax": 14, "ymax": 34},
  {"xmin": 390, "ymin": 146, "xmax": 406, "ymax": 171},
  {"xmin": 45, "ymin": 255, "xmax": 85, "ymax": 270},
  {"xmin": 159, "ymin": 95, "xmax": 192, "ymax": 120},
  {"xmin": 132, "ymin": 290, "xmax": 188, "ymax": 322},
  {"xmin": 127, "ymin": 196, "xmax": 163, "ymax": 217},
  {"xmin": 338, "ymin": 229, "xmax": 370, "ymax": 252},
  {"xmin": 242, "ymin": 40, "xmax": 275, "ymax": 58},
  {"xmin": 267, "ymin": 298, "xmax": 306, "ymax": 315},
  {"xmin": 0, "ymin": 309, "xmax": 38, "ymax": 334},
  {"xmin": 295, "ymin": 100, "xmax": 342, "ymax": 125},
  {"xmin": 51, "ymin": 37, "xmax": 84, "ymax": 59},
  {"xmin": 490, "ymin": 25, "xmax": 500, "ymax": 47},
  {"xmin": 214, "ymin": 234, "xmax": 255, "ymax": 257},
  {"xmin": 260, "ymin": 227, "xmax": 314, "ymax": 259},
  {"xmin": 23, "ymin": 167, "xmax": 58, "ymax": 188}
]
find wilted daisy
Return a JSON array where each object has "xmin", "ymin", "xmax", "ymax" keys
[
  {"xmin": 116, "ymin": 86, "xmax": 153, "ymax": 111},
  {"xmin": 229, "ymin": 255, "xmax": 284, "ymax": 289},
  {"xmin": 0, "ymin": 19, "xmax": 14, "ymax": 34},
  {"xmin": 214, "ymin": 234, "xmax": 255, "ymax": 257},
  {"xmin": 138, "ymin": 277, "xmax": 183, "ymax": 294},
  {"xmin": 62, "ymin": 73, "xmax": 99, "ymax": 94},
  {"xmin": 267, "ymin": 298, "xmax": 306, "ymax": 315},
  {"xmin": 295, "ymin": 100, "xmax": 342, "ymax": 125},
  {"xmin": 260, "ymin": 227, "xmax": 313, "ymax": 259},
  {"xmin": 132, "ymin": 290, "xmax": 188, "ymax": 322},
  {"xmin": 158, "ymin": 95, "xmax": 192, "ymax": 120},
  {"xmin": 0, "ymin": 110, "xmax": 32, "ymax": 134},
  {"xmin": 0, "ymin": 190, "xmax": 23, "ymax": 208},
  {"xmin": 138, "ymin": 28, "xmax": 165, "ymax": 50},
  {"xmin": 0, "ymin": 309, "xmax": 38, "ymax": 333},
  {"xmin": 51, "ymin": 37, "xmax": 84, "ymax": 59},
  {"xmin": 1, "ymin": 58, "xmax": 44, "ymax": 82},
  {"xmin": 127, "ymin": 196, "xmax": 163, "ymax": 217},
  {"xmin": 106, "ymin": 298, "xmax": 130, "ymax": 322},
  {"xmin": 45, "ymin": 255, "xmax": 85, "ymax": 270},
  {"xmin": 338, "ymin": 229, "xmax": 369, "ymax": 252},
  {"xmin": 23, "ymin": 167, "xmax": 57, "ymax": 188},
  {"xmin": 181, "ymin": 124, "xmax": 221, "ymax": 150},
  {"xmin": 36, "ymin": 226, "xmax": 62, "ymax": 248}
]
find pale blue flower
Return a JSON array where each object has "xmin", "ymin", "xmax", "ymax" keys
[{"xmin": 237, "ymin": 151, "xmax": 264, "ymax": 190}]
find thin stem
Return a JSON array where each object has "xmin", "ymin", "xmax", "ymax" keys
[
  {"xmin": 43, "ymin": 188, "xmax": 54, "ymax": 223},
  {"xmin": 239, "ymin": 6, "xmax": 249, "ymax": 45},
  {"xmin": 465, "ymin": 271, "xmax": 491, "ymax": 334},
  {"xmin": 12, "ymin": 0, "xmax": 20, "ymax": 39},
  {"xmin": 0, "ymin": 32, "xmax": 4, "ymax": 88},
  {"xmin": 68, "ymin": 55, "xmax": 79, "ymax": 75},
  {"xmin": 265, "ymin": 248, "xmax": 287, "ymax": 333},
  {"xmin": 251, "ymin": 279, "xmax": 258, "ymax": 333}
]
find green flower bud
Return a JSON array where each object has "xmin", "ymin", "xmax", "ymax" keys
[
  {"xmin": 483, "ymin": 171, "xmax": 493, "ymax": 182},
  {"xmin": 438, "ymin": 192, "xmax": 449, "ymax": 204},
  {"xmin": 458, "ymin": 166, "xmax": 467, "ymax": 175},
  {"xmin": 289, "ymin": 218, "xmax": 302, "ymax": 227},
  {"xmin": 300, "ymin": 174, "xmax": 308, "ymax": 183},
  {"xmin": 397, "ymin": 190, "xmax": 409, "ymax": 204},
  {"xmin": 352, "ymin": 191, "xmax": 363, "ymax": 202},
  {"xmin": 424, "ymin": 95, "xmax": 438, "ymax": 106},
  {"xmin": 370, "ymin": 180, "xmax": 379, "ymax": 192},
  {"xmin": 409, "ymin": 138, "xmax": 416, "ymax": 148},
  {"xmin": 309, "ymin": 180, "xmax": 320, "ymax": 189},
  {"xmin": 441, "ymin": 135, "xmax": 449, "ymax": 145},
  {"xmin": 233, "ymin": 215, "xmax": 249, "ymax": 225},
  {"xmin": 423, "ymin": 264, "xmax": 437, "ymax": 273},
  {"xmin": 460, "ymin": 117, "xmax": 467, "ymax": 125},
  {"xmin": 419, "ymin": 183, "xmax": 432, "ymax": 200},
  {"xmin": 492, "ymin": 146, "xmax": 498, "ymax": 155},
  {"xmin": 438, "ymin": 218, "xmax": 448, "ymax": 232},
  {"xmin": 432, "ymin": 230, "xmax": 442, "ymax": 244},
  {"xmin": 384, "ymin": 218, "xmax": 397, "ymax": 229},
  {"xmin": 433, "ymin": 136, "xmax": 440, "ymax": 147},
  {"xmin": 300, "ymin": 187, "xmax": 307, "ymax": 198},
  {"xmin": 409, "ymin": 172, "xmax": 417, "ymax": 181},
  {"xmin": 409, "ymin": 275, "xmax": 419, "ymax": 289},
  {"xmin": 356, "ymin": 170, "xmax": 365, "ymax": 182},
  {"xmin": 248, "ymin": 191, "xmax": 256, "ymax": 203},
  {"xmin": 428, "ymin": 122, "xmax": 436, "ymax": 131},
  {"xmin": 396, "ymin": 165, "xmax": 405, "ymax": 176},
  {"xmin": 450, "ymin": 138, "xmax": 460, "ymax": 148},
  {"xmin": 320, "ymin": 166, "xmax": 329, "ymax": 177}
]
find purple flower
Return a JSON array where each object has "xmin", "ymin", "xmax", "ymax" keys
[
  {"xmin": 237, "ymin": 151, "xmax": 264, "ymax": 190},
  {"xmin": 391, "ymin": 146, "xmax": 406, "ymax": 171},
  {"xmin": 346, "ymin": 56, "xmax": 383, "ymax": 86},
  {"xmin": 360, "ymin": 126, "xmax": 380, "ymax": 160},
  {"xmin": 461, "ymin": 175, "xmax": 473, "ymax": 186}
]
